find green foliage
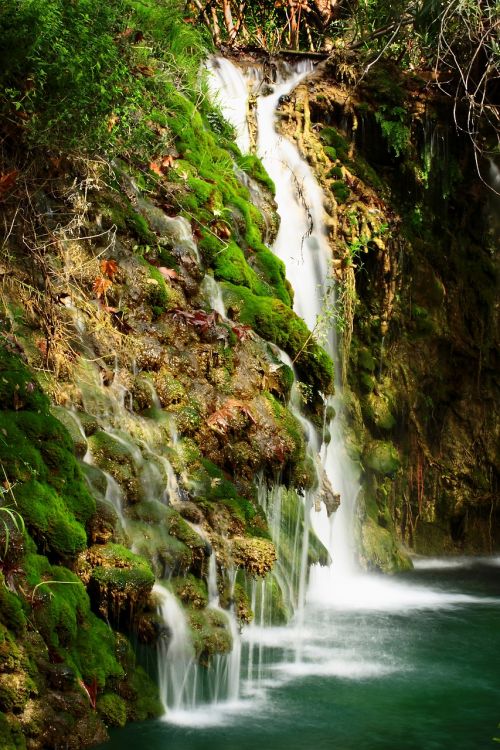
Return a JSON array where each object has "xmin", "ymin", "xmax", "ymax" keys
[
  {"xmin": 0, "ymin": 0, "xmax": 209, "ymax": 153},
  {"xmin": 374, "ymin": 105, "xmax": 411, "ymax": 157},
  {"xmin": 0, "ymin": 0, "xmax": 127, "ymax": 149},
  {"xmin": 0, "ymin": 712, "xmax": 25, "ymax": 750}
]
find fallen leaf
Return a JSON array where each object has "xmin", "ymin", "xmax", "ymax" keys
[
  {"xmin": 0, "ymin": 170, "xmax": 18, "ymax": 196},
  {"xmin": 135, "ymin": 64, "xmax": 155, "ymax": 77},
  {"xmin": 107, "ymin": 113, "xmax": 119, "ymax": 132},
  {"xmin": 158, "ymin": 267, "xmax": 179, "ymax": 280},
  {"xmin": 100, "ymin": 258, "xmax": 118, "ymax": 280},
  {"xmin": 149, "ymin": 161, "xmax": 163, "ymax": 177},
  {"xmin": 161, "ymin": 154, "xmax": 175, "ymax": 169},
  {"xmin": 93, "ymin": 277, "xmax": 112, "ymax": 299}
]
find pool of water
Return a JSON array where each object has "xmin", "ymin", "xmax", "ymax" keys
[{"xmin": 99, "ymin": 558, "xmax": 500, "ymax": 750}]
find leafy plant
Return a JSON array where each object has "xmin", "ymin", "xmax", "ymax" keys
[{"xmin": 0, "ymin": 466, "xmax": 25, "ymax": 561}]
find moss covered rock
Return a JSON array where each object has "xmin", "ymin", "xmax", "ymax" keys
[
  {"xmin": 364, "ymin": 441, "xmax": 400, "ymax": 476},
  {"xmin": 230, "ymin": 537, "xmax": 277, "ymax": 576},
  {"xmin": 87, "ymin": 543, "xmax": 155, "ymax": 621}
]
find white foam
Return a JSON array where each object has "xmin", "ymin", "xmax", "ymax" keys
[
  {"xmin": 307, "ymin": 572, "xmax": 498, "ymax": 611},
  {"xmin": 275, "ymin": 658, "xmax": 399, "ymax": 680},
  {"xmin": 162, "ymin": 696, "xmax": 266, "ymax": 727},
  {"xmin": 412, "ymin": 555, "xmax": 500, "ymax": 570}
]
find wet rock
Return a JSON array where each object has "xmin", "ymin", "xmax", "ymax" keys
[
  {"xmin": 318, "ymin": 470, "xmax": 340, "ymax": 516},
  {"xmin": 46, "ymin": 665, "xmax": 76, "ymax": 691}
]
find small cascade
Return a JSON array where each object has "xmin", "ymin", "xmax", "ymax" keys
[
  {"xmin": 154, "ymin": 583, "xmax": 198, "ymax": 713},
  {"xmin": 206, "ymin": 57, "xmax": 254, "ymax": 152},
  {"xmin": 210, "ymin": 55, "xmax": 364, "ymax": 619},
  {"xmin": 200, "ymin": 273, "xmax": 227, "ymax": 318}
]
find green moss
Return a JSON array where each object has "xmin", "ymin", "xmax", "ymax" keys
[
  {"xmin": 320, "ymin": 128, "xmax": 349, "ymax": 160},
  {"xmin": 22, "ymin": 552, "xmax": 123, "ymax": 685},
  {"xmin": 0, "ymin": 411, "xmax": 45, "ymax": 483},
  {"xmin": 359, "ymin": 372, "xmax": 376, "ymax": 393},
  {"xmin": 0, "ymin": 345, "xmax": 48, "ymax": 413},
  {"xmin": 142, "ymin": 261, "xmax": 170, "ymax": 317},
  {"xmin": 346, "ymin": 154, "xmax": 384, "ymax": 191},
  {"xmin": 188, "ymin": 606, "xmax": 232, "ymax": 663},
  {"xmin": 97, "ymin": 693, "xmax": 127, "ymax": 728},
  {"xmin": 186, "ymin": 176, "xmax": 215, "ymax": 205},
  {"xmin": 0, "ymin": 712, "xmax": 26, "ymax": 750},
  {"xmin": 125, "ymin": 665, "xmax": 163, "ymax": 721},
  {"xmin": 0, "ymin": 576, "xmax": 26, "ymax": 635},
  {"xmin": 323, "ymin": 146, "xmax": 337, "ymax": 161},
  {"xmin": 236, "ymin": 154, "xmax": 276, "ymax": 195},
  {"xmin": 126, "ymin": 210, "xmax": 156, "ymax": 245},
  {"xmin": 214, "ymin": 241, "xmax": 271, "ymax": 296},
  {"xmin": 164, "ymin": 507, "xmax": 207, "ymax": 552},
  {"xmin": 175, "ymin": 403, "xmax": 202, "ymax": 435},
  {"xmin": 360, "ymin": 515, "xmax": 412, "ymax": 573},
  {"xmin": 88, "ymin": 430, "xmax": 141, "ymax": 502},
  {"xmin": 73, "ymin": 614, "xmax": 124, "ymax": 688},
  {"xmin": 171, "ymin": 574, "xmax": 208, "ymax": 609},
  {"xmin": 364, "ymin": 441, "xmax": 400, "ymax": 477},
  {"xmin": 222, "ymin": 282, "xmax": 333, "ymax": 396},
  {"xmin": 244, "ymin": 571, "xmax": 288, "ymax": 625},
  {"xmin": 15, "ymin": 480, "xmax": 87, "ymax": 557},
  {"xmin": 90, "ymin": 543, "xmax": 155, "ymax": 596},
  {"xmin": 362, "ymin": 393, "xmax": 395, "ymax": 431},
  {"xmin": 326, "ymin": 165, "xmax": 343, "ymax": 179},
  {"xmin": 357, "ymin": 347, "xmax": 376, "ymax": 372},
  {"xmin": 330, "ymin": 181, "xmax": 350, "ymax": 203}
]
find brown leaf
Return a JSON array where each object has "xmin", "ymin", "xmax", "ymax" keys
[
  {"xmin": 107, "ymin": 113, "xmax": 119, "ymax": 132},
  {"xmin": 149, "ymin": 161, "xmax": 163, "ymax": 177},
  {"xmin": 100, "ymin": 258, "xmax": 118, "ymax": 280},
  {"xmin": 135, "ymin": 64, "xmax": 155, "ymax": 77},
  {"xmin": 0, "ymin": 170, "xmax": 18, "ymax": 196},
  {"xmin": 36, "ymin": 339, "xmax": 48, "ymax": 356},
  {"xmin": 231, "ymin": 324, "xmax": 253, "ymax": 341},
  {"xmin": 158, "ymin": 267, "xmax": 179, "ymax": 281},
  {"xmin": 93, "ymin": 277, "xmax": 112, "ymax": 299},
  {"xmin": 207, "ymin": 399, "xmax": 256, "ymax": 434},
  {"xmin": 160, "ymin": 154, "xmax": 175, "ymax": 170}
]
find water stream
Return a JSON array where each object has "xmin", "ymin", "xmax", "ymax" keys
[{"xmin": 95, "ymin": 58, "xmax": 500, "ymax": 746}]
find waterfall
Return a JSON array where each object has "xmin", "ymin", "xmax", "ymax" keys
[{"xmin": 209, "ymin": 56, "xmax": 362, "ymax": 610}]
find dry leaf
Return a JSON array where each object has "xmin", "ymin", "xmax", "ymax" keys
[
  {"xmin": 160, "ymin": 154, "xmax": 175, "ymax": 169},
  {"xmin": 100, "ymin": 258, "xmax": 118, "ymax": 280},
  {"xmin": 107, "ymin": 113, "xmax": 119, "ymax": 132},
  {"xmin": 149, "ymin": 161, "xmax": 163, "ymax": 177},
  {"xmin": 158, "ymin": 267, "xmax": 179, "ymax": 280},
  {"xmin": 0, "ymin": 170, "xmax": 18, "ymax": 196},
  {"xmin": 93, "ymin": 277, "xmax": 112, "ymax": 299}
]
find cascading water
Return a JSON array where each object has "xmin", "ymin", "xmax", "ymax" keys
[
  {"xmin": 209, "ymin": 56, "xmax": 361, "ymax": 610},
  {"xmin": 93, "ymin": 57, "xmax": 500, "ymax": 750},
  {"xmin": 207, "ymin": 54, "xmax": 497, "ymax": 687}
]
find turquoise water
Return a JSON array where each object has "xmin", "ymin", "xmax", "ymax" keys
[{"xmin": 100, "ymin": 559, "xmax": 500, "ymax": 750}]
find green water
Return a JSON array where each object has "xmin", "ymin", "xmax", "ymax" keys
[{"xmin": 100, "ymin": 559, "xmax": 500, "ymax": 750}]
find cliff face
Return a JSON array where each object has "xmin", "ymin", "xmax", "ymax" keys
[{"xmin": 276, "ymin": 55, "xmax": 499, "ymax": 566}]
